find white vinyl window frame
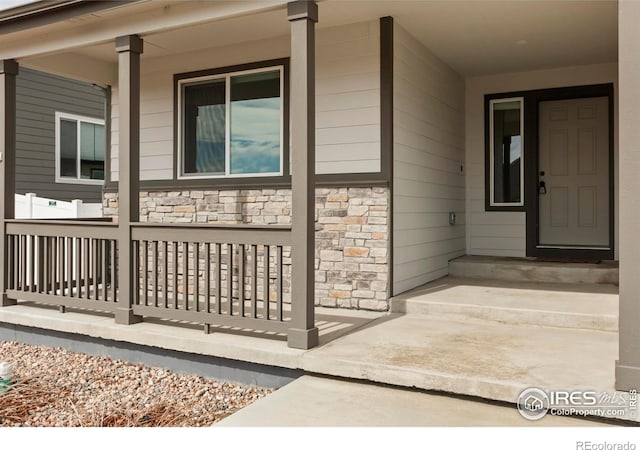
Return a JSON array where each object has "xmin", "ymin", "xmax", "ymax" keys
[
  {"xmin": 176, "ymin": 65, "xmax": 285, "ymax": 180},
  {"xmin": 54, "ymin": 111, "xmax": 106, "ymax": 186},
  {"xmin": 488, "ymin": 97, "xmax": 525, "ymax": 207}
]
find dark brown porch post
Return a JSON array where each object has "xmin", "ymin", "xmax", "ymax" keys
[
  {"xmin": 0, "ymin": 60, "xmax": 17, "ymax": 307},
  {"xmin": 114, "ymin": 35, "xmax": 143, "ymax": 324},
  {"xmin": 287, "ymin": 1, "xmax": 319, "ymax": 349}
]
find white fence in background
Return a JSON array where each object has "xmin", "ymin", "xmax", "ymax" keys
[
  {"xmin": 14, "ymin": 193, "xmax": 104, "ymax": 289},
  {"xmin": 15, "ymin": 193, "xmax": 103, "ymax": 219}
]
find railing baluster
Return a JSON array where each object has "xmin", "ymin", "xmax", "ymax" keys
[
  {"xmin": 6, "ymin": 235, "xmax": 12, "ymax": 290},
  {"xmin": 75, "ymin": 237, "xmax": 82, "ymax": 298},
  {"xmin": 29, "ymin": 235, "xmax": 35, "ymax": 292},
  {"xmin": 54, "ymin": 237, "xmax": 59, "ymax": 295},
  {"xmin": 66, "ymin": 237, "xmax": 73, "ymax": 297},
  {"xmin": 101, "ymin": 240, "xmax": 107, "ymax": 301},
  {"xmin": 172, "ymin": 241, "xmax": 178, "ymax": 309},
  {"xmin": 204, "ymin": 242, "xmax": 210, "ymax": 314},
  {"xmin": 20, "ymin": 235, "xmax": 26, "ymax": 291},
  {"xmin": 110, "ymin": 240, "xmax": 117, "ymax": 303},
  {"xmin": 39, "ymin": 236, "xmax": 46, "ymax": 294},
  {"xmin": 193, "ymin": 242, "xmax": 199, "ymax": 312},
  {"xmin": 227, "ymin": 243, "xmax": 233, "ymax": 316},
  {"xmin": 182, "ymin": 242, "xmax": 188, "ymax": 311},
  {"xmin": 93, "ymin": 239, "xmax": 98, "ymax": 301},
  {"xmin": 48, "ymin": 236, "xmax": 53, "ymax": 294},
  {"xmin": 163, "ymin": 241, "xmax": 168, "ymax": 309},
  {"xmin": 47, "ymin": 237, "xmax": 53, "ymax": 294},
  {"xmin": 239, "ymin": 244, "xmax": 245, "ymax": 318},
  {"xmin": 12, "ymin": 235, "xmax": 16, "ymax": 290},
  {"xmin": 215, "ymin": 243, "xmax": 221, "ymax": 315},
  {"xmin": 152, "ymin": 240, "xmax": 158, "ymax": 307},
  {"xmin": 134, "ymin": 240, "xmax": 141, "ymax": 305},
  {"xmin": 142, "ymin": 240, "xmax": 148, "ymax": 306},
  {"xmin": 276, "ymin": 246, "xmax": 283, "ymax": 321},
  {"xmin": 84, "ymin": 238, "xmax": 90, "ymax": 300},
  {"xmin": 251, "ymin": 244, "xmax": 257, "ymax": 319},
  {"xmin": 263, "ymin": 245, "xmax": 270, "ymax": 320},
  {"xmin": 42, "ymin": 237, "xmax": 47, "ymax": 293},
  {"xmin": 51, "ymin": 237, "xmax": 57, "ymax": 295},
  {"xmin": 13, "ymin": 235, "xmax": 18, "ymax": 290},
  {"xmin": 60, "ymin": 237, "xmax": 66, "ymax": 296}
]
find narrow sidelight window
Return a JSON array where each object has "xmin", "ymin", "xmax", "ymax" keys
[
  {"xmin": 489, "ymin": 97, "xmax": 524, "ymax": 206},
  {"xmin": 55, "ymin": 112, "xmax": 106, "ymax": 184},
  {"xmin": 179, "ymin": 66, "xmax": 283, "ymax": 178}
]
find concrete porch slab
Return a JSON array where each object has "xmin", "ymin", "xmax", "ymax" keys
[
  {"xmin": 216, "ymin": 375, "xmax": 607, "ymax": 427},
  {"xmin": 302, "ymin": 314, "xmax": 619, "ymax": 406}
]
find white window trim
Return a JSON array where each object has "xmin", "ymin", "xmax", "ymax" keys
[
  {"xmin": 54, "ymin": 111, "xmax": 106, "ymax": 186},
  {"xmin": 176, "ymin": 65, "xmax": 285, "ymax": 180},
  {"xmin": 489, "ymin": 97, "xmax": 525, "ymax": 207}
]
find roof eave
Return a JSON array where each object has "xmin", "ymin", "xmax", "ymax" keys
[{"xmin": 0, "ymin": 0, "xmax": 143, "ymax": 36}]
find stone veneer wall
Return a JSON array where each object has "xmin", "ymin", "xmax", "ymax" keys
[{"xmin": 103, "ymin": 187, "xmax": 390, "ymax": 311}]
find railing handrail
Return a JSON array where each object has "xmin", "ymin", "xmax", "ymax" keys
[
  {"xmin": 6, "ymin": 219, "xmax": 116, "ymax": 226},
  {"xmin": 130, "ymin": 222, "xmax": 291, "ymax": 231},
  {"xmin": 6, "ymin": 221, "xmax": 119, "ymax": 240},
  {"xmin": 131, "ymin": 223, "xmax": 292, "ymax": 246}
]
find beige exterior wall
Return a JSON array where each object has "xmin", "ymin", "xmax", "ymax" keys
[
  {"xmin": 392, "ymin": 23, "xmax": 466, "ymax": 295},
  {"xmin": 617, "ymin": 0, "xmax": 640, "ymax": 389},
  {"xmin": 110, "ymin": 19, "xmax": 381, "ymax": 181},
  {"xmin": 465, "ymin": 63, "xmax": 618, "ymax": 258}
]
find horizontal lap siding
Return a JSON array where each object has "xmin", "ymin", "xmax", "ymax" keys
[
  {"xmin": 392, "ymin": 24, "xmax": 465, "ymax": 296},
  {"xmin": 110, "ymin": 20, "xmax": 381, "ymax": 181},
  {"xmin": 316, "ymin": 20, "xmax": 380, "ymax": 174},
  {"xmin": 465, "ymin": 63, "xmax": 618, "ymax": 258},
  {"xmin": 16, "ymin": 67, "xmax": 105, "ymax": 202}
]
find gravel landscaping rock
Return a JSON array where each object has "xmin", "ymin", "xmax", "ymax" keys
[{"xmin": 0, "ymin": 341, "xmax": 273, "ymax": 426}]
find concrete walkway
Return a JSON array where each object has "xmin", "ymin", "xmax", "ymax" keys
[{"xmin": 217, "ymin": 375, "xmax": 605, "ymax": 427}]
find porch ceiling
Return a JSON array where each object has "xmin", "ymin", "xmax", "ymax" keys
[
  {"xmin": 322, "ymin": 0, "xmax": 618, "ymax": 76},
  {"xmin": 19, "ymin": 0, "xmax": 617, "ymax": 80}
]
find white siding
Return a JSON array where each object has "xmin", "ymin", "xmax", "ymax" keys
[
  {"xmin": 110, "ymin": 20, "xmax": 380, "ymax": 181},
  {"xmin": 392, "ymin": 24, "xmax": 466, "ymax": 295},
  {"xmin": 465, "ymin": 63, "xmax": 618, "ymax": 258}
]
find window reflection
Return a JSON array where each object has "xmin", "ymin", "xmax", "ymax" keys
[{"xmin": 492, "ymin": 99, "xmax": 522, "ymax": 204}]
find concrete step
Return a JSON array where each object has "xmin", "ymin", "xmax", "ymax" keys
[
  {"xmin": 449, "ymin": 255, "xmax": 619, "ymax": 285},
  {"xmin": 390, "ymin": 277, "xmax": 618, "ymax": 332}
]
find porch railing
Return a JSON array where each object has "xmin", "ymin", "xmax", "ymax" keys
[
  {"xmin": 6, "ymin": 220, "xmax": 119, "ymax": 312},
  {"xmin": 131, "ymin": 223, "xmax": 292, "ymax": 333},
  {"xmin": 5, "ymin": 220, "xmax": 293, "ymax": 335}
]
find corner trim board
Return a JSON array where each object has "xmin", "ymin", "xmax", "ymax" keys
[{"xmin": 380, "ymin": 16, "xmax": 394, "ymax": 298}]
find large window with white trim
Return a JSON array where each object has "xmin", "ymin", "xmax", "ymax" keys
[
  {"xmin": 55, "ymin": 112, "xmax": 105, "ymax": 185},
  {"xmin": 489, "ymin": 97, "xmax": 524, "ymax": 207},
  {"xmin": 178, "ymin": 65, "xmax": 284, "ymax": 178}
]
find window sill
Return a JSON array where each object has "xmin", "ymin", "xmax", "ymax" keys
[
  {"xmin": 55, "ymin": 178, "xmax": 105, "ymax": 186},
  {"xmin": 485, "ymin": 204, "xmax": 526, "ymax": 212}
]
